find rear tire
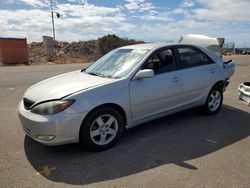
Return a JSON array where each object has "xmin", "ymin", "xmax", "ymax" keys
[
  {"xmin": 80, "ymin": 107, "xmax": 124, "ymax": 151},
  {"xmin": 204, "ymin": 86, "xmax": 223, "ymax": 115}
]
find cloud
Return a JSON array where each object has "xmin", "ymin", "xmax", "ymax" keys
[
  {"xmin": 0, "ymin": 9, "xmax": 51, "ymax": 41},
  {"xmin": 124, "ymin": 0, "xmax": 155, "ymax": 12},
  {"xmin": 1, "ymin": 0, "xmax": 250, "ymax": 46},
  {"xmin": 68, "ymin": 0, "xmax": 88, "ymax": 4},
  {"xmin": 173, "ymin": 8, "xmax": 188, "ymax": 15},
  {"xmin": 174, "ymin": 0, "xmax": 250, "ymax": 22},
  {"xmin": 168, "ymin": 0, "xmax": 250, "ymax": 45},
  {"xmin": 17, "ymin": 0, "xmax": 49, "ymax": 7},
  {"xmin": 132, "ymin": 13, "xmax": 172, "ymax": 22},
  {"xmin": 180, "ymin": 0, "xmax": 195, "ymax": 8},
  {"xmin": 193, "ymin": 0, "xmax": 250, "ymax": 21},
  {"xmin": 0, "ymin": 2, "xmax": 133, "ymax": 42},
  {"xmin": 56, "ymin": 3, "xmax": 121, "ymax": 16}
]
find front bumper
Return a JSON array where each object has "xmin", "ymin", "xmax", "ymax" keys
[{"xmin": 18, "ymin": 100, "xmax": 86, "ymax": 146}]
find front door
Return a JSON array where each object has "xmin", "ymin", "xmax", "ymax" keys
[{"xmin": 129, "ymin": 47, "xmax": 183, "ymax": 122}]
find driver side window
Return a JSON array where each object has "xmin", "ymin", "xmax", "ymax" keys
[{"xmin": 143, "ymin": 48, "xmax": 175, "ymax": 74}]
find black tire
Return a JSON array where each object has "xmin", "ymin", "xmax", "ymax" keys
[
  {"xmin": 80, "ymin": 107, "xmax": 124, "ymax": 151},
  {"xmin": 204, "ymin": 86, "xmax": 223, "ymax": 115}
]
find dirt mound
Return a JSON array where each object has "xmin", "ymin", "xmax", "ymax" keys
[{"xmin": 28, "ymin": 35, "xmax": 144, "ymax": 64}]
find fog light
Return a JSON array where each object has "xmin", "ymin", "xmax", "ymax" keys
[{"xmin": 36, "ymin": 135, "xmax": 55, "ymax": 141}]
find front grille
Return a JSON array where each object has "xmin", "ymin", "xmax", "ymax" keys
[{"xmin": 23, "ymin": 98, "xmax": 35, "ymax": 110}]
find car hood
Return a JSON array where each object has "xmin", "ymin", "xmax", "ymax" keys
[{"xmin": 24, "ymin": 70, "xmax": 113, "ymax": 103}]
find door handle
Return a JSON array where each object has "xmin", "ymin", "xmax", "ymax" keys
[
  {"xmin": 210, "ymin": 68, "xmax": 216, "ymax": 73},
  {"xmin": 172, "ymin": 77, "xmax": 180, "ymax": 83}
]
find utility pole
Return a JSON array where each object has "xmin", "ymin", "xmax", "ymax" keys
[{"xmin": 50, "ymin": 0, "xmax": 56, "ymax": 53}]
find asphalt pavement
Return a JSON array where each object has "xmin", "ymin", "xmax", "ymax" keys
[{"xmin": 0, "ymin": 56, "xmax": 249, "ymax": 188}]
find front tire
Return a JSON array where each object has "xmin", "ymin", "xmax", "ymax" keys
[
  {"xmin": 204, "ymin": 86, "xmax": 223, "ymax": 115},
  {"xmin": 80, "ymin": 107, "xmax": 124, "ymax": 151}
]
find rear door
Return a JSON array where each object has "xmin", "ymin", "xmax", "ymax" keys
[{"xmin": 176, "ymin": 45, "xmax": 220, "ymax": 106}]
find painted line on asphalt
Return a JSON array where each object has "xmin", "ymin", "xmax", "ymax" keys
[{"xmin": 36, "ymin": 165, "xmax": 56, "ymax": 177}]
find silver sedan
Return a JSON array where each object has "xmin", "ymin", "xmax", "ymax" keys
[{"xmin": 18, "ymin": 43, "xmax": 235, "ymax": 150}]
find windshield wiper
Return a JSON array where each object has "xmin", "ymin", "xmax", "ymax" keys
[
  {"xmin": 85, "ymin": 71, "xmax": 119, "ymax": 79},
  {"xmin": 87, "ymin": 72, "xmax": 99, "ymax": 76},
  {"xmin": 80, "ymin": 68, "xmax": 86, "ymax": 72},
  {"xmin": 87, "ymin": 72, "xmax": 108, "ymax": 78}
]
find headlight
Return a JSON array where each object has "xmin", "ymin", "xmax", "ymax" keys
[{"xmin": 31, "ymin": 100, "xmax": 75, "ymax": 115}]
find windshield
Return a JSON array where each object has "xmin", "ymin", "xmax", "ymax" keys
[{"xmin": 85, "ymin": 48, "xmax": 149, "ymax": 78}]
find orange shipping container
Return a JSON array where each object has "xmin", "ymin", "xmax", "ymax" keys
[{"xmin": 0, "ymin": 37, "xmax": 28, "ymax": 65}]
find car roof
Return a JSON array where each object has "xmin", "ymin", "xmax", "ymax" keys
[
  {"xmin": 118, "ymin": 42, "xmax": 222, "ymax": 63},
  {"xmin": 118, "ymin": 43, "xmax": 178, "ymax": 50}
]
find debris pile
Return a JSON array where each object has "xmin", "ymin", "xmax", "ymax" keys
[{"xmin": 28, "ymin": 35, "xmax": 144, "ymax": 64}]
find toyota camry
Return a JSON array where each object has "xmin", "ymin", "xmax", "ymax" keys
[{"xmin": 18, "ymin": 43, "xmax": 235, "ymax": 150}]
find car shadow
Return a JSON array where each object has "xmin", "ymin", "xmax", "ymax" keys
[{"xmin": 24, "ymin": 105, "xmax": 250, "ymax": 185}]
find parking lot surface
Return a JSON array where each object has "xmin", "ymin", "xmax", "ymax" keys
[{"xmin": 0, "ymin": 56, "xmax": 250, "ymax": 188}]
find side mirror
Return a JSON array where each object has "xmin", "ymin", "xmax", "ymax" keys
[{"xmin": 134, "ymin": 69, "xmax": 154, "ymax": 80}]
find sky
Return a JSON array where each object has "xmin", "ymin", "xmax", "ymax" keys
[{"xmin": 0, "ymin": 0, "xmax": 249, "ymax": 47}]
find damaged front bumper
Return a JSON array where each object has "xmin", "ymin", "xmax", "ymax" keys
[{"xmin": 238, "ymin": 82, "xmax": 250, "ymax": 105}]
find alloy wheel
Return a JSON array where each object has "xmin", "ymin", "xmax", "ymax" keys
[
  {"xmin": 208, "ymin": 90, "xmax": 221, "ymax": 112},
  {"xmin": 90, "ymin": 114, "xmax": 118, "ymax": 145}
]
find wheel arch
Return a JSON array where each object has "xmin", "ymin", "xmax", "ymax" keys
[
  {"xmin": 204, "ymin": 81, "xmax": 224, "ymax": 115},
  {"xmin": 80, "ymin": 103, "xmax": 127, "ymax": 133},
  {"xmin": 212, "ymin": 80, "xmax": 225, "ymax": 90},
  {"xmin": 203, "ymin": 80, "xmax": 224, "ymax": 106}
]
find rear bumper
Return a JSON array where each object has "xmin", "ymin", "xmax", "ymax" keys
[
  {"xmin": 222, "ymin": 79, "xmax": 230, "ymax": 92},
  {"xmin": 225, "ymin": 79, "xmax": 230, "ymax": 90}
]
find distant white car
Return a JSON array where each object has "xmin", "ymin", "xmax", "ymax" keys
[{"xmin": 18, "ymin": 43, "xmax": 235, "ymax": 150}]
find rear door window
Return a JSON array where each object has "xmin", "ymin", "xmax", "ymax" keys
[{"xmin": 177, "ymin": 46, "xmax": 214, "ymax": 69}]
